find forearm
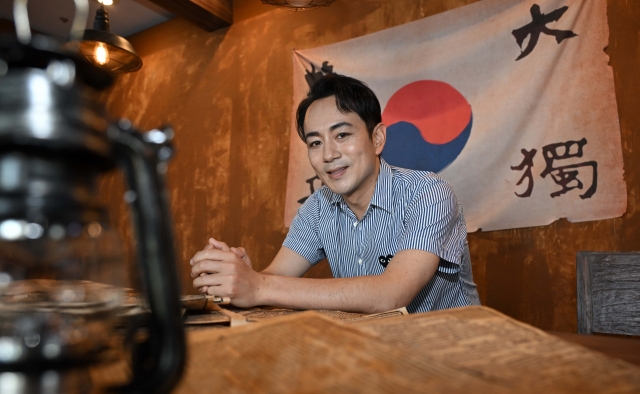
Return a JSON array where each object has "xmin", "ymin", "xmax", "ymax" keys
[
  {"xmin": 191, "ymin": 246, "xmax": 438, "ymax": 313},
  {"xmin": 255, "ymin": 273, "xmax": 406, "ymax": 314}
]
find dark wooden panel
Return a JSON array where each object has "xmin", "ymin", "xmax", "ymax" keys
[
  {"xmin": 577, "ymin": 252, "xmax": 593, "ymax": 334},
  {"xmin": 577, "ymin": 252, "xmax": 640, "ymax": 336},
  {"xmin": 148, "ymin": 0, "xmax": 232, "ymax": 32}
]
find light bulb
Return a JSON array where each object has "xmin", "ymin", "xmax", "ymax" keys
[
  {"xmin": 94, "ymin": 42, "xmax": 109, "ymax": 65},
  {"xmin": 98, "ymin": 0, "xmax": 114, "ymax": 5}
]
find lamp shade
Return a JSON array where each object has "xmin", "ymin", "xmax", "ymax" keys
[
  {"xmin": 61, "ymin": 6, "xmax": 141, "ymax": 74},
  {"xmin": 261, "ymin": 0, "xmax": 335, "ymax": 11},
  {"xmin": 62, "ymin": 29, "xmax": 141, "ymax": 73}
]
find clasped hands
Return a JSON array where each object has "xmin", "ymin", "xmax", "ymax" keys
[{"xmin": 190, "ymin": 238, "xmax": 262, "ymax": 307}]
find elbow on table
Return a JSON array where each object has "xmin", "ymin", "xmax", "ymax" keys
[{"xmin": 367, "ymin": 296, "xmax": 410, "ymax": 314}]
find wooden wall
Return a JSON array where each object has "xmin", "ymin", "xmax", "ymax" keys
[{"xmin": 99, "ymin": 0, "xmax": 640, "ymax": 332}]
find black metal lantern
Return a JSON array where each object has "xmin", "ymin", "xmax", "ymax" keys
[
  {"xmin": 0, "ymin": 1, "xmax": 183, "ymax": 392},
  {"xmin": 61, "ymin": 5, "xmax": 142, "ymax": 73}
]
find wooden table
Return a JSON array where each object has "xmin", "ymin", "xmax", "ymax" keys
[
  {"xmin": 170, "ymin": 306, "xmax": 640, "ymax": 393},
  {"xmin": 547, "ymin": 331, "xmax": 640, "ymax": 366}
]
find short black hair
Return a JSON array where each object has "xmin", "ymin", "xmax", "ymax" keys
[{"xmin": 296, "ymin": 74, "xmax": 382, "ymax": 141}]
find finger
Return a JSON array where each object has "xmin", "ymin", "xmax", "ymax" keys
[
  {"xmin": 191, "ymin": 242, "xmax": 217, "ymax": 266},
  {"xmin": 230, "ymin": 247, "xmax": 245, "ymax": 258},
  {"xmin": 231, "ymin": 247, "xmax": 252, "ymax": 268},
  {"xmin": 192, "ymin": 249, "xmax": 233, "ymax": 265},
  {"xmin": 194, "ymin": 276, "xmax": 219, "ymax": 289},
  {"xmin": 193, "ymin": 273, "xmax": 228, "ymax": 289},
  {"xmin": 209, "ymin": 238, "xmax": 230, "ymax": 251},
  {"xmin": 206, "ymin": 286, "xmax": 230, "ymax": 296},
  {"xmin": 191, "ymin": 260, "xmax": 235, "ymax": 277},
  {"xmin": 205, "ymin": 280, "xmax": 234, "ymax": 297},
  {"xmin": 191, "ymin": 260, "xmax": 218, "ymax": 277},
  {"xmin": 236, "ymin": 247, "xmax": 252, "ymax": 268}
]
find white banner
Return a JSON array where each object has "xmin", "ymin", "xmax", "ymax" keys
[{"xmin": 285, "ymin": 0, "xmax": 626, "ymax": 232}]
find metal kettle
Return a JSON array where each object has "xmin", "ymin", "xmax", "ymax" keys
[{"xmin": 0, "ymin": 1, "xmax": 185, "ymax": 392}]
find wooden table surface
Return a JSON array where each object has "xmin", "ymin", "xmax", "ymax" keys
[
  {"xmin": 169, "ymin": 306, "xmax": 640, "ymax": 393},
  {"xmin": 546, "ymin": 331, "xmax": 640, "ymax": 366},
  {"xmin": 88, "ymin": 306, "xmax": 640, "ymax": 393}
]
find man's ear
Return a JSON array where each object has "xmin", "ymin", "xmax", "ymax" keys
[{"xmin": 373, "ymin": 123, "xmax": 387, "ymax": 155}]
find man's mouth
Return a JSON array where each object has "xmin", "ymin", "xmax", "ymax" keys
[{"xmin": 326, "ymin": 166, "xmax": 347, "ymax": 179}]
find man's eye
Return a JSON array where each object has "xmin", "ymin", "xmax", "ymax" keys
[
  {"xmin": 308, "ymin": 141, "xmax": 321, "ymax": 148},
  {"xmin": 337, "ymin": 133, "xmax": 349, "ymax": 139}
]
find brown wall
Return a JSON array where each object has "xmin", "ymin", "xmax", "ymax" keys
[{"xmin": 100, "ymin": 0, "xmax": 640, "ymax": 332}]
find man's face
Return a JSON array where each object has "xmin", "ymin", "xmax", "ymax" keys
[{"xmin": 303, "ymin": 96, "xmax": 385, "ymax": 200}]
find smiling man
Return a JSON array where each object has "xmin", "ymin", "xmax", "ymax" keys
[{"xmin": 190, "ymin": 74, "xmax": 480, "ymax": 313}]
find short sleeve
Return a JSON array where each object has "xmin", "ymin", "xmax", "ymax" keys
[
  {"xmin": 398, "ymin": 178, "xmax": 466, "ymax": 267},
  {"xmin": 282, "ymin": 193, "xmax": 326, "ymax": 265}
]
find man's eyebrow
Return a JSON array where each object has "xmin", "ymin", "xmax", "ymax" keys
[
  {"xmin": 304, "ymin": 131, "xmax": 320, "ymax": 142},
  {"xmin": 304, "ymin": 122, "xmax": 352, "ymax": 141},
  {"xmin": 329, "ymin": 121, "xmax": 352, "ymax": 131}
]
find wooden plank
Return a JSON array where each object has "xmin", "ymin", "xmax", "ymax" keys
[
  {"xmin": 191, "ymin": 0, "xmax": 233, "ymax": 23},
  {"xmin": 577, "ymin": 251, "xmax": 593, "ymax": 334},
  {"xmin": 148, "ymin": 0, "xmax": 232, "ymax": 32},
  {"xmin": 591, "ymin": 254, "xmax": 640, "ymax": 335},
  {"xmin": 577, "ymin": 252, "xmax": 640, "ymax": 336}
]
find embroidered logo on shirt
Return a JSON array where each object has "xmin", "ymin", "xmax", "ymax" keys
[{"xmin": 378, "ymin": 255, "xmax": 394, "ymax": 268}]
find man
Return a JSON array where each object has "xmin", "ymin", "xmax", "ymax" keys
[{"xmin": 191, "ymin": 74, "xmax": 480, "ymax": 313}]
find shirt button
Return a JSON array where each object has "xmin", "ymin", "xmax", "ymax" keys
[
  {"xmin": 358, "ymin": 258, "xmax": 363, "ymax": 265},
  {"xmin": 353, "ymin": 222, "xmax": 357, "ymax": 227}
]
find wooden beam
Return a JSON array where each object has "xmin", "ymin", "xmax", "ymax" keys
[
  {"xmin": 191, "ymin": 0, "xmax": 233, "ymax": 24},
  {"xmin": 148, "ymin": 0, "xmax": 232, "ymax": 32}
]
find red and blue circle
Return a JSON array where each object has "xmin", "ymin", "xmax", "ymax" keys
[{"xmin": 381, "ymin": 80, "xmax": 472, "ymax": 173}]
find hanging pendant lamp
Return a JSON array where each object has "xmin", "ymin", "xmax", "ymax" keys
[
  {"xmin": 63, "ymin": 5, "xmax": 142, "ymax": 73},
  {"xmin": 261, "ymin": 0, "xmax": 335, "ymax": 12}
]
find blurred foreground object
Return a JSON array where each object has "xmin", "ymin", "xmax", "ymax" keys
[{"xmin": 0, "ymin": 1, "xmax": 183, "ymax": 393}]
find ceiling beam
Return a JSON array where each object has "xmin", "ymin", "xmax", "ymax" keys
[{"xmin": 148, "ymin": 0, "xmax": 232, "ymax": 32}]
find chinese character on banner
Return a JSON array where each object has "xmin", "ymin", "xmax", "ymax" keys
[
  {"xmin": 511, "ymin": 4, "xmax": 578, "ymax": 61},
  {"xmin": 511, "ymin": 138, "xmax": 597, "ymax": 199},
  {"xmin": 305, "ymin": 61, "xmax": 334, "ymax": 89},
  {"xmin": 510, "ymin": 148, "xmax": 538, "ymax": 197}
]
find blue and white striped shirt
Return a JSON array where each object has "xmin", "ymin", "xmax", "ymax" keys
[{"xmin": 283, "ymin": 158, "xmax": 480, "ymax": 313}]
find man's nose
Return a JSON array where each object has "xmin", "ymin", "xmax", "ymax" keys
[{"xmin": 323, "ymin": 140, "xmax": 340, "ymax": 162}]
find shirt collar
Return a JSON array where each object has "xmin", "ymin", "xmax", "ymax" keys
[
  {"xmin": 327, "ymin": 158, "xmax": 394, "ymax": 214},
  {"xmin": 370, "ymin": 158, "xmax": 394, "ymax": 214}
]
